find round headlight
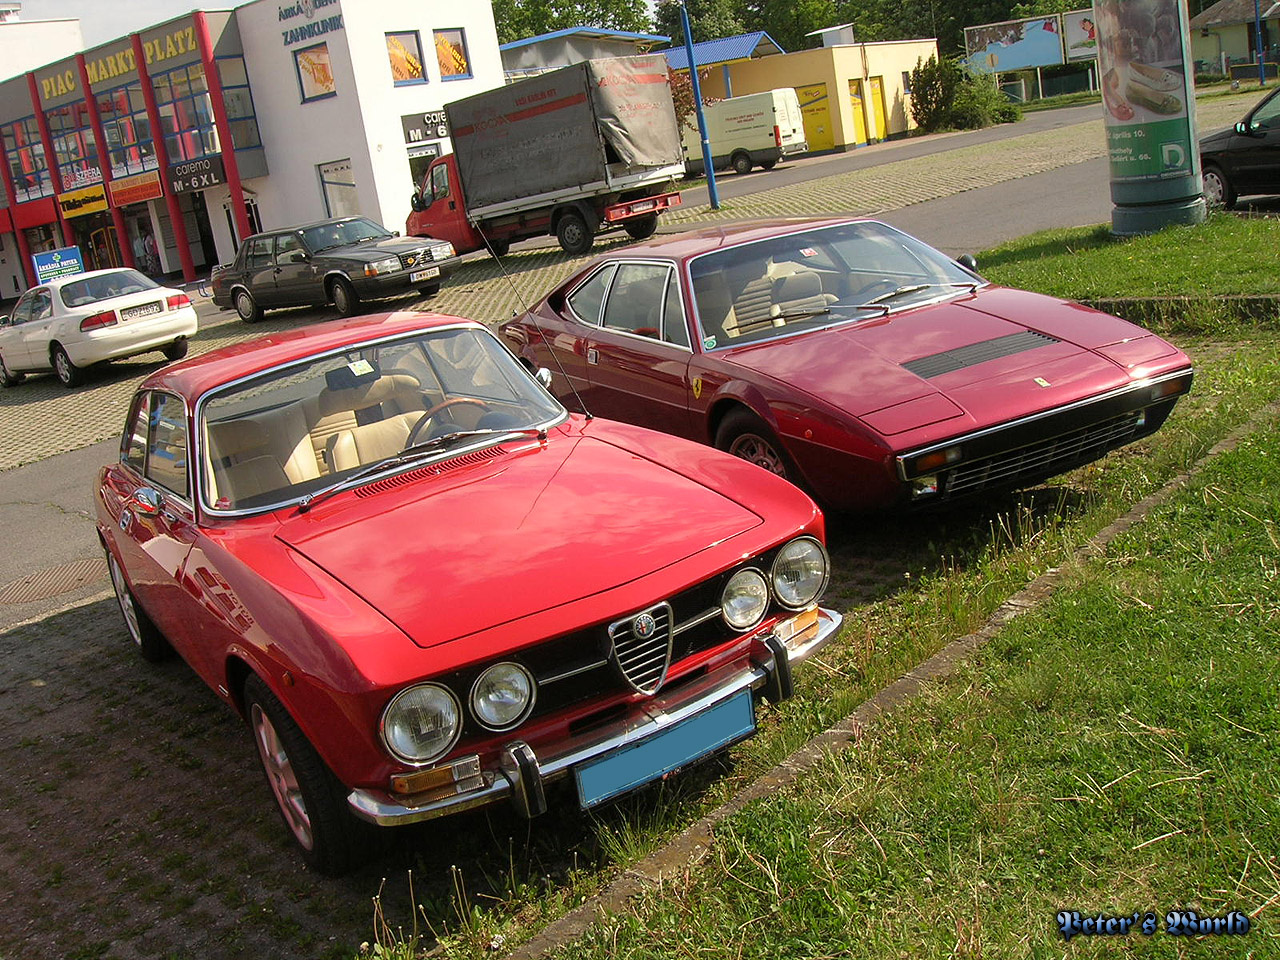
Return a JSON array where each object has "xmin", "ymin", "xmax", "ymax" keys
[
  {"xmin": 470, "ymin": 662, "xmax": 535, "ymax": 731},
  {"xmin": 771, "ymin": 537, "xmax": 830, "ymax": 609},
  {"xmin": 381, "ymin": 683, "xmax": 461, "ymax": 765},
  {"xmin": 721, "ymin": 568, "xmax": 769, "ymax": 631}
]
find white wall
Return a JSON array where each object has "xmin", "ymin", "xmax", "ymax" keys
[
  {"xmin": 230, "ymin": 0, "xmax": 503, "ymax": 238},
  {"xmin": 0, "ymin": 19, "xmax": 83, "ymax": 81}
]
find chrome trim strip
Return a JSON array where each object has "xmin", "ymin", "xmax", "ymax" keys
[
  {"xmin": 672, "ymin": 607, "xmax": 721, "ymax": 636},
  {"xmin": 894, "ymin": 366, "xmax": 1194, "ymax": 480},
  {"xmin": 346, "ymin": 606, "xmax": 842, "ymax": 827},
  {"xmin": 538, "ymin": 659, "xmax": 610, "ymax": 685}
]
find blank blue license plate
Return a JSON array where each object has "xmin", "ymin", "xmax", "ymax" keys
[{"xmin": 574, "ymin": 690, "xmax": 755, "ymax": 808}]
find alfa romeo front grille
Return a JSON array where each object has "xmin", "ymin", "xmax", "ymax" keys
[
  {"xmin": 607, "ymin": 603, "xmax": 673, "ymax": 695},
  {"xmin": 944, "ymin": 409, "xmax": 1143, "ymax": 496}
]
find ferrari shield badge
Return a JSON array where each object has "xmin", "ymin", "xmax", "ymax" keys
[{"xmin": 692, "ymin": 377, "xmax": 703, "ymax": 399}]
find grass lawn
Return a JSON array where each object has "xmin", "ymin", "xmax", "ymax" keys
[{"xmin": 362, "ymin": 217, "xmax": 1280, "ymax": 960}]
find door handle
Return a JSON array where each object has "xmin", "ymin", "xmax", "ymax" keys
[
  {"xmin": 448, "ymin": 200, "xmax": 456, "ymax": 210},
  {"xmin": 586, "ymin": 348, "xmax": 599, "ymax": 365}
]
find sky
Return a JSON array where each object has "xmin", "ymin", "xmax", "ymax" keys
[{"xmin": 18, "ymin": 0, "xmax": 249, "ymax": 48}]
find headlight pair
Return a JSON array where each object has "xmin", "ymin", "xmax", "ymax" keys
[
  {"xmin": 720, "ymin": 537, "xmax": 829, "ymax": 632},
  {"xmin": 382, "ymin": 662, "xmax": 535, "ymax": 765}
]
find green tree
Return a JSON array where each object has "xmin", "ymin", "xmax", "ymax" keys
[
  {"xmin": 739, "ymin": 0, "xmax": 839, "ymax": 51},
  {"xmin": 654, "ymin": 0, "xmax": 746, "ymax": 45},
  {"xmin": 489, "ymin": 0, "xmax": 653, "ymax": 46}
]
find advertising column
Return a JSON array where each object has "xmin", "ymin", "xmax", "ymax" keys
[{"xmin": 1094, "ymin": 0, "xmax": 1206, "ymax": 233}]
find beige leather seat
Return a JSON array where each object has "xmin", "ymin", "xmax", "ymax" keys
[
  {"xmin": 206, "ymin": 417, "xmax": 315, "ymax": 506},
  {"xmin": 770, "ymin": 271, "xmax": 829, "ymax": 319},
  {"xmin": 307, "ymin": 374, "xmax": 425, "ymax": 472},
  {"xmin": 327, "ymin": 412, "xmax": 422, "ymax": 472}
]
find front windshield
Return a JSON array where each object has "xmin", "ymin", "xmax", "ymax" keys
[
  {"xmin": 689, "ymin": 220, "xmax": 984, "ymax": 349},
  {"xmin": 199, "ymin": 327, "xmax": 566, "ymax": 512},
  {"xmin": 302, "ymin": 217, "xmax": 392, "ymax": 251}
]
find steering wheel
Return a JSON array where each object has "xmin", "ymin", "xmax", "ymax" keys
[
  {"xmin": 405, "ymin": 397, "xmax": 490, "ymax": 447},
  {"xmin": 847, "ymin": 278, "xmax": 902, "ymax": 304}
]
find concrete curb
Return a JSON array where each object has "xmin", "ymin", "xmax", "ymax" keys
[{"xmin": 499, "ymin": 400, "xmax": 1280, "ymax": 960}]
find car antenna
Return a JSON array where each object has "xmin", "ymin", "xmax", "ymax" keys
[{"xmin": 480, "ymin": 230, "xmax": 593, "ymax": 421}]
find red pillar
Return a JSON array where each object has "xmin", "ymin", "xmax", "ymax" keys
[
  {"xmin": 77, "ymin": 54, "xmax": 133, "ymax": 270},
  {"xmin": 0, "ymin": 144, "xmax": 37, "ymax": 289},
  {"xmin": 132, "ymin": 34, "xmax": 196, "ymax": 283},
  {"xmin": 26, "ymin": 71, "xmax": 75, "ymax": 248},
  {"xmin": 195, "ymin": 11, "xmax": 251, "ymax": 245}
]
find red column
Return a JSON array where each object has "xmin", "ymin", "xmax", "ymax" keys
[
  {"xmin": 196, "ymin": 11, "xmax": 251, "ymax": 244},
  {"xmin": 26, "ymin": 71, "xmax": 75, "ymax": 247},
  {"xmin": 77, "ymin": 54, "xmax": 133, "ymax": 270},
  {"xmin": 0, "ymin": 142, "xmax": 37, "ymax": 289},
  {"xmin": 131, "ymin": 35, "xmax": 196, "ymax": 283}
]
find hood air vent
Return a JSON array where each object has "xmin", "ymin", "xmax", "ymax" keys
[{"xmin": 904, "ymin": 331, "xmax": 1059, "ymax": 379}]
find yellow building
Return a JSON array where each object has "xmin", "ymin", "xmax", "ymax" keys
[{"xmin": 667, "ymin": 34, "xmax": 940, "ymax": 151}]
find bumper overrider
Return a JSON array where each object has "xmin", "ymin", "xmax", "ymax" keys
[{"xmin": 347, "ymin": 604, "xmax": 842, "ymax": 825}]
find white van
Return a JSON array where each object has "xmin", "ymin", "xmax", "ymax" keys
[{"xmin": 682, "ymin": 88, "xmax": 808, "ymax": 176}]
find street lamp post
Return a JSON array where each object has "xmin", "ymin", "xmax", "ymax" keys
[
  {"xmin": 1256, "ymin": 0, "xmax": 1267, "ymax": 86},
  {"xmin": 680, "ymin": 0, "xmax": 720, "ymax": 210}
]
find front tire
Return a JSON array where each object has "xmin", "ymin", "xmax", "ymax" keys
[
  {"xmin": 106, "ymin": 548, "xmax": 170, "ymax": 663},
  {"xmin": 163, "ymin": 338, "xmax": 189, "ymax": 362},
  {"xmin": 488, "ymin": 238, "xmax": 511, "ymax": 258},
  {"xmin": 1201, "ymin": 164, "xmax": 1236, "ymax": 209},
  {"xmin": 732, "ymin": 153, "xmax": 752, "ymax": 175},
  {"xmin": 417, "ymin": 283, "xmax": 441, "ymax": 298},
  {"xmin": 234, "ymin": 288, "xmax": 262, "ymax": 323},
  {"xmin": 555, "ymin": 211, "xmax": 593, "ymax": 255},
  {"xmin": 244, "ymin": 675, "xmax": 367, "ymax": 876},
  {"xmin": 0, "ymin": 353, "xmax": 23, "ymax": 387},
  {"xmin": 715, "ymin": 408, "xmax": 797, "ymax": 484},
  {"xmin": 331, "ymin": 277, "xmax": 360, "ymax": 317},
  {"xmin": 625, "ymin": 214, "xmax": 659, "ymax": 241},
  {"xmin": 52, "ymin": 344, "xmax": 82, "ymax": 387}
]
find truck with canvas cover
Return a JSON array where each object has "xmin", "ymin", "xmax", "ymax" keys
[
  {"xmin": 407, "ymin": 55, "xmax": 684, "ymax": 256},
  {"xmin": 682, "ymin": 88, "xmax": 807, "ymax": 176}
]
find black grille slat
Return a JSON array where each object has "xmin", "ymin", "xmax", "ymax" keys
[
  {"xmin": 904, "ymin": 331, "xmax": 1059, "ymax": 379},
  {"xmin": 944, "ymin": 411, "xmax": 1141, "ymax": 496}
]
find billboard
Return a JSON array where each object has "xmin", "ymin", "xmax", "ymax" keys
[
  {"xmin": 1063, "ymin": 10, "xmax": 1099, "ymax": 62},
  {"xmin": 964, "ymin": 16, "xmax": 1065, "ymax": 74}
]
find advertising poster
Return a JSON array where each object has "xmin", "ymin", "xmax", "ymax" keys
[
  {"xmin": 33, "ymin": 246, "xmax": 84, "ymax": 282},
  {"xmin": 1063, "ymin": 10, "xmax": 1099, "ymax": 62},
  {"xmin": 964, "ymin": 16, "xmax": 1065, "ymax": 74},
  {"xmin": 1095, "ymin": 0, "xmax": 1195, "ymax": 181},
  {"xmin": 294, "ymin": 43, "xmax": 335, "ymax": 100}
]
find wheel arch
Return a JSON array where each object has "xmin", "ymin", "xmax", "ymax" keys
[{"xmin": 705, "ymin": 383, "xmax": 778, "ymax": 446}]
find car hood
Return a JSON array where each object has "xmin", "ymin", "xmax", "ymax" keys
[
  {"xmin": 274, "ymin": 433, "xmax": 762, "ymax": 647},
  {"xmin": 321, "ymin": 236, "xmax": 443, "ymax": 262},
  {"xmin": 1199, "ymin": 126, "xmax": 1235, "ymax": 150},
  {"xmin": 717, "ymin": 287, "xmax": 1159, "ymax": 427}
]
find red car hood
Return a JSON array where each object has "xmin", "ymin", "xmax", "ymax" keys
[
  {"xmin": 274, "ymin": 434, "xmax": 762, "ymax": 647},
  {"xmin": 719, "ymin": 288, "xmax": 1165, "ymax": 427}
]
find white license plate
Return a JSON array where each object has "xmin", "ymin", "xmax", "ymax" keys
[
  {"xmin": 410, "ymin": 267, "xmax": 440, "ymax": 282},
  {"xmin": 121, "ymin": 301, "xmax": 163, "ymax": 321}
]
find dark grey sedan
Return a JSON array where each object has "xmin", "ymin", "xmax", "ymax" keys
[
  {"xmin": 1199, "ymin": 87, "xmax": 1280, "ymax": 209},
  {"xmin": 211, "ymin": 216, "xmax": 460, "ymax": 322}
]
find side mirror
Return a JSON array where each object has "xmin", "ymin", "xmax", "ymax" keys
[
  {"xmin": 535, "ymin": 367, "xmax": 553, "ymax": 390},
  {"xmin": 957, "ymin": 253, "xmax": 978, "ymax": 272},
  {"xmin": 288, "ymin": 250, "xmax": 310, "ymax": 264},
  {"xmin": 1236, "ymin": 121, "xmax": 1250, "ymax": 135},
  {"xmin": 0, "ymin": 315, "xmax": 8, "ymax": 326},
  {"xmin": 410, "ymin": 193, "xmax": 426, "ymax": 212},
  {"xmin": 392, "ymin": 230, "xmax": 400, "ymax": 237}
]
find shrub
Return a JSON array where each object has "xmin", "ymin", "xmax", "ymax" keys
[{"xmin": 911, "ymin": 55, "xmax": 1021, "ymax": 132}]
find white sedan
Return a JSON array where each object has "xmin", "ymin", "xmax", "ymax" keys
[{"xmin": 0, "ymin": 268, "xmax": 199, "ymax": 388}]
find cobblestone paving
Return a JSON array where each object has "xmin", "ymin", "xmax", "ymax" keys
[{"xmin": 0, "ymin": 94, "xmax": 1257, "ymax": 471}]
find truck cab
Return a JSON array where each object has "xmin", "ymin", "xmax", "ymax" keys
[{"xmin": 407, "ymin": 156, "xmax": 488, "ymax": 256}]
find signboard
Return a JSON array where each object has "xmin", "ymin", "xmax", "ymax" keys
[
  {"xmin": 401, "ymin": 110, "xmax": 449, "ymax": 145},
  {"xmin": 33, "ymin": 246, "xmax": 84, "ymax": 282},
  {"xmin": 56, "ymin": 184, "xmax": 108, "ymax": 219},
  {"xmin": 168, "ymin": 156, "xmax": 226, "ymax": 194},
  {"xmin": 109, "ymin": 170, "xmax": 164, "ymax": 206},
  {"xmin": 1063, "ymin": 10, "xmax": 1099, "ymax": 62},
  {"xmin": 1095, "ymin": 0, "xmax": 1195, "ymax": 182},
  {"xmin": 964, "ymin": 16, "xmax": 1065, "ymax": 73}
]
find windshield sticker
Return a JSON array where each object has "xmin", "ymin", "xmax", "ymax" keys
[
  {"xmin": 800, "ymin": 247, "xmax": 818, "ymax": 258},
  {"xmin": 702, "ymin": 336, "xmax": 717, "ymax": 350},
  {"xmin": 347, "ymin": 359, "xmax": 374, "ymax": 377}
]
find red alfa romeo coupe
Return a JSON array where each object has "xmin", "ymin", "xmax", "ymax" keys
[
  {"xmin": 95, "ymin": 312, "xmax": 841, "ymax": 874},
  {"xmin": 500, "ymin": 218, "xmax": 1194, "ymax": 512}
]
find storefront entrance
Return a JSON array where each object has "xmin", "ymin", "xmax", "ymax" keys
[{"xmin": 70, "ymin": 212, "xmax": 121, "ymax": 272}]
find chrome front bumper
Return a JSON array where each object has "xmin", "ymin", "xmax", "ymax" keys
[{"xmin": 347, "ymin": 605, "xmax": 842, "ymax": 826}]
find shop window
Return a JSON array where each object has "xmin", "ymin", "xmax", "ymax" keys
[
  {"xmin": 318, "ymin": 158, "xmax": 359, "ymax": 218},
  {"xmin": 223, "ymin": 196, "xmax": 262, "ymax": 248},
  {"xmin": 219, "ymin": 56, "xmax": 262, "ymax": 150},
  {"xmin": 153, "ymin": 62, "xmax": 224, "ymax": 165},
  {"xmin": 295, "ymin": 43, "xmax": 337, "ymax": 102},
  {"xmin": 46, "ymin": 101, "xmax": 100, "ymax": 190},
  {"xmin": 2, "ymin": 116, "xmax": 52, "ymax": 202},
  {"xmin": 99, "ymin": 82, "xmax": 157, "ymax": 178},
  {"xmin": 434, "ymin": 28, "xmax": 472, "ymax": 80},
  {"xmin": 387, "ymin": 31, "xmax": 426, "ymax": 85}
]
